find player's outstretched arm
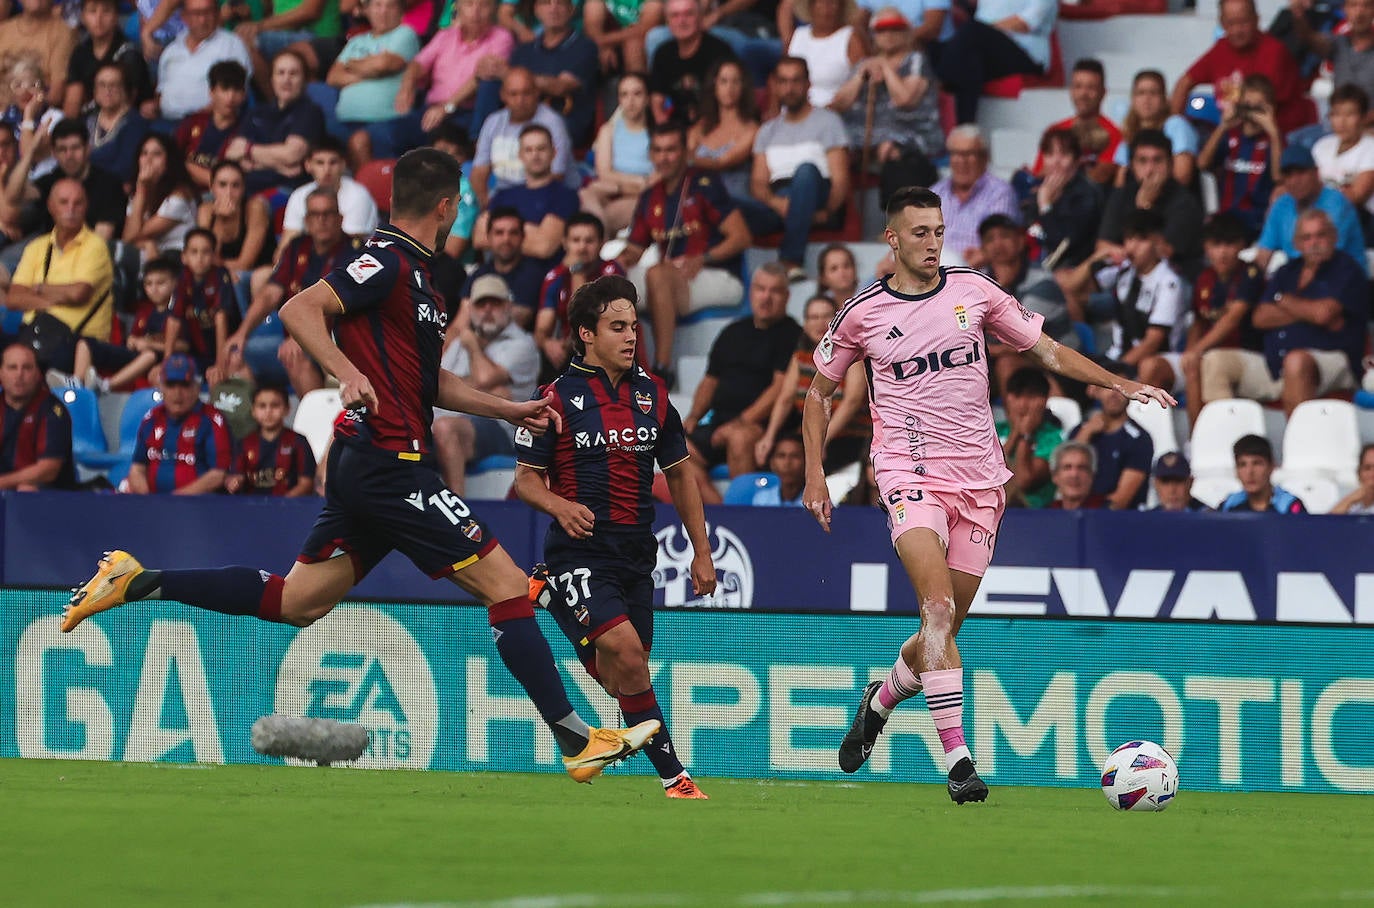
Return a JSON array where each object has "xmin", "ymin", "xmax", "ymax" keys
[
  {"xmin": 662, "ymin": 460, "xmax": 717, "ymax": 597},
  {"xmin": 1024, "ymin": 333, "xmax": 1178, "ymax": 409},
  {"xmin": 801, "ymin": 373, "xmax": 841, "ymax": 532},
  {"xmin": 437, "ymin": 372, "xmax": 562, "ymax": 435},
  {"xmin": 280, "ymin": 282, "xmax": 378, "ymax": 413}
]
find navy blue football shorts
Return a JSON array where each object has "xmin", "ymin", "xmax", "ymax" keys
[
  {"xmin": 542, "ymin": 526, "xmax": 657, "ymax": 667},
  {"xmin": 298, "ymin": 442, "xmax": 498, "ymax": 581}
]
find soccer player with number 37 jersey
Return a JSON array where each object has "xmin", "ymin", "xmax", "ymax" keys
[
  {"xmin": 804, "ymin": 187, "xmax": 1176, "ymax": 803},
  {"xmin": 515, "ymin": 275, "xmax": 717, "ymax": 800},
  {"xmin": 63, "ymin": 150, "xmax": 658, "ymax": 784}
]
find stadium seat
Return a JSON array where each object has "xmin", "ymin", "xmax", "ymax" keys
[
  {"xmin": 293, "ymin": 388, "xmax": 344, "ymax": 462},
  {"xmin": 1127, "ymin": 398, "xmax": 1179, "ymax": 458},
  {"xmin": 674, "ymin": 354, "xmax": 708, "ymax": 405},
  {"xmin": 103, "ymin": 389, "xmax": 163, "ymax": 488},
  {"xmin": 1047, "ymin": 396, "xmax": 1082, "ymax": 434},
  {"xmin": 1282, "ymin": 400, "xmax": 1361, "ymax": 479},
  {"xmin": 1190, "ymin": 475, "xmax": 1242, "ymax": 509},
  {"xmin": 466, "ymin": 454, "xmax": 516, "ymax": 500},
  {"xmin": 1190, "ymin": 399, "xmax": 1265, "ymax": 478},
  {"xmin": 1271, "ymin": 472, "xmax": 1343, "ymax": 514},
  {"xmin": 61, "ymin": 387, "xmax": 122, "ymax": 470},
  {"xmin": 723, "ymin": 472, "xmax": 776, "ymax": 505},
  {"xmin": 355, "ymin": 159, "xmax": 394, "ymax": 218}
]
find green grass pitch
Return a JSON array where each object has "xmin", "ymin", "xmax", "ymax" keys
[{"xmin": 5, "ymin": 759, "xmax": 1373, "ymax": 908}]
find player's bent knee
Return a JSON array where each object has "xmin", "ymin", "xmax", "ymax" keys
[{"xmin": 919, "ymin": 596, "xmax": 956, "ymax": 633}]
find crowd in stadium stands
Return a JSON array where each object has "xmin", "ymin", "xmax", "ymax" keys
[{"xmin": 4, "ymin": 0, "xmax": 1374, "ymax": 513}]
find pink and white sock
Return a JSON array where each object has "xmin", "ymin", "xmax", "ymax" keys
[
  {"xmin": 872, "ymin": 657, "xmax": 922, "ymax": 717},
  {"xmin": 921, "ymin": 668, "xmax": 971, "ymax": 771}
]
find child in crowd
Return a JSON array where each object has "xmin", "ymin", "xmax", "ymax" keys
[
  {"xmin": 164, "ymin": 227, "xmax": 242, "ymax": 384},
  {"xmin": 226, "ymin": 384, "xmax": 316, "ymax": 496},
  {"xmin": 1198, "ymin": 74, "xmax": 1283, "ymax": 237},
  {"xmin": 75, "ymin": 257, "xmax": 182, "ymax": 393}
]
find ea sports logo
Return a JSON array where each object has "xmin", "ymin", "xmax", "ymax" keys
[
  {"xmin": 274, "ymin": 606, "xmax": 439, "ymax": 769},
  {"xmin": 654, "ymin": 522, "xmax": 754, "ymax": 608}
]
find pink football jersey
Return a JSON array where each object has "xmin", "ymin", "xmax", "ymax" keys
[{"xmin": 814, "ymin": 269, "xmax": 1045, "ymax": 492}]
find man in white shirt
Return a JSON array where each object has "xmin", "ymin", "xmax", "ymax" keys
[
  {"xmin": 154, "ymin": 0, "xmax": 253, "ymax": 123},
  {"xmin": 280, "ymin": 136, "xmax": 380, "ymax": 245}
]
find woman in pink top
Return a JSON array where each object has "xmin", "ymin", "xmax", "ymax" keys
[{"xmin": 396, "ymin": 0, "xmax": 513, "ymax": 135}]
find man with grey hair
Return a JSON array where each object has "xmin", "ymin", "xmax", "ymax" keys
[
  {"xmin": 1201, "ymin": 207, "xmax": 1368, "ymax": 415},
  {"xmin": 682, "ymin": 262, "xmax": 801, "ymax": 477},
  {"xmin": 930, "ymin": 124, "xmax": 1018, "ymax": 267},
  {"xmin": 1048, "ymin": 440, "xmax": 1106, "ymax": 510}
]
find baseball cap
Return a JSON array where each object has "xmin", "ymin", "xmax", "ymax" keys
[
  {"xmin": 1280, "ymin": 145, "xmax": 1316, "ymax": 172},
  {"xmin": 162, "ymin": 353, "xmax": 199, "ymax": 384},
  {"xmin": 1152, "ymin": 451, "xmax": 1191, "ymax": 480},
  {"xmin": 469, "ymin": 274, "xmax": 512, "ymax": 304},
  {"xmin": 871, "ymin": 7, "xmax": 912, "ymax": 30}
]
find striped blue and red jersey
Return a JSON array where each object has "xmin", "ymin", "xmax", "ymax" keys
[
  {"xmin": 1216, "ymin": 127, "xmax": 1275, "ymax": 232},
  {"xmin": 270, "ymin": 234, "xmax": 361, "ymax": 296},
  {"xmin": 170, "ymin": 265, "xmax": 240, "ymax": 363},
  {"xmin": 322, "ymin": 224, "xmax": 447, "ymax": 459},
  {"xmin": 516, "ymin": 358, "xmax": 688, "ymax": 531},
  {"xmin": 134, "ymin": 400, "xmax": 232, "ymax": 492},
  {"xmin": 0, "ymin": 385, "xmax": 73, "ymax": 486},
  {"xmin": 231, "ymin": 427, "xmax": 315, "ymax": 494},
  {"xmin": 627, "ymin": 169, "xmax": 740, "ymax": 271}
]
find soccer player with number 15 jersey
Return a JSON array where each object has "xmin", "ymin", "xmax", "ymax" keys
[{"xmin": 804, "ymin": 187, "xmax": 1176, "ymax": 802}]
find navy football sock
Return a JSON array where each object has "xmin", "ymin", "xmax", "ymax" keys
[
  {"xmin": 159, "ymin": 567, "xmax": 286, "ymax": 622},
  {"xmin": 619, "ymin": 687, "xmax": 685, "ymax": 782},
  {"xmin": 489, "ymin": 597, "xmax": 587, "ymax": 757}
]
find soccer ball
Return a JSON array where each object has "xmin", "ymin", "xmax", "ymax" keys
[{"xmin": 1100, "ymin": 740, "xmax": 1178, "ymax": 811}]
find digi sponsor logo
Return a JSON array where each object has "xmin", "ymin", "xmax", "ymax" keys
[
  {"xmin": 655, "ymin": 523, "xmax": 753, "ymax": 608},
  {"xmin": 275, "ymin": 606, "xmax": 438, "ymax": 769},
  {"xmin": 890, "ymin": 341, "xmax": 982, "ymax": 380}
]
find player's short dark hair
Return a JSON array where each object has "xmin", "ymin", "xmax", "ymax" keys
[
  {"xmin": 1122, "ymin": 209, "xmax": 1166, "ymax": 239},
  {"xmin": 567, "ymin": 274, "xmax": 638, "ymax": 356},
  {"xmin": 183, "ymin": 227, "xmax": 217, "ymax": 251},
  {"xmin": 252, "ymin": 384, "xmax": 290, "ymax": 406},
  {"xmin": 977, "ymin": 213, "xmax": 1020, "ymax": 240},
  {"xmin": 208, "ymin": 60, "xmax": 248, "ymax": 91},
  {"xmin": 488, "ymin": 205, "xmax": 524, "ymax": 229},
  {"xmin": 142, "ymin": 255, "xmax": 180, "ymax": 280},
  {"xmin": 1072, "ymin": 58, "xmax": 1105, "ymax": 80},
  {"xmin": 1005, "ymin": 367, "xmax": 1051, "ymax": 398},
  {"xmin": 566, "ymin": 211, "xmax": 605, "ymax": 239},
  {"xmin": 649, "ymin": 121, "xmax": 687, "ymax": 146},
  {"xmin": 1331, "ymin": 82, "xmax": 1371, "ymax": 115},
  {"xmin": 1039, "ymin": 126, "xmax": 1081, "ymax": 160},
  {"xmin": 1233, "ymin": 433, "xmax": 1273, "ymax": 463},
  {"xmin": 1130, "ymin": 128, "xmax": 1173, "ymax": 159},
  {"xmin": 886, "ymin": 185, "xmax": 941, "ymax": 222},
  {"xmin": 309, "ymin": 135, "xmax": 347, "ymax": 159},
  {"xmin": 391, "ymin": 147, "xmax": 464, "ymax": 220},
  {"xmin": 1202, "ymin": 211, "xmax": 1251, "ymax": 245},
  {"xmin": 50, "ymin": 118, "xmax": 88, "ymax": 146},
  {"xmin": 518, "ymin": 123, "xmax": 553, "ymax": 146}
]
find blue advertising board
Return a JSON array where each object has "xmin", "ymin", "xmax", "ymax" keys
[
  {"xmin": 4, "ymin": 591, "xmax": 1371, "ymax": 794},
  {"xmin": 7, "ymin": 492, "xmax": 1374, "ymax": 622}
]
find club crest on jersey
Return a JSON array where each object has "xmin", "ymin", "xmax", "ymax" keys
[
  {"xmin": 954, "ymin": 304, "xmax": 969, "ymax": 330},
  {"xmin": 346, "ymin": 254, "xmax": 384, "ymax": 284},
  {"xmin": 635, "ymin": 390, "xmax": 653, "ymax": 414},
  {"xmin": 460, "ymin": 519, "xmax": 483, "ymax": 543}
]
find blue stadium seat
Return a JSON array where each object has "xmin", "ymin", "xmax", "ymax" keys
[
  {"xmin": 104, "ymin": 389, "xmax": 162, "ymax": 489},
  {"xmin": 244, "ymin": 314, "xmax": 289, "ymax": 387},
  {"xmin": 60, "ymin": 387, "xmax": 122, "ymax": 470},
  {"xmin": 709, "ymin": 464, "xmax": 730, "ymax": 481},
  {"xmin": 723, "ymin": 472, "xmax": 776, "ymax": 505},
  {"xmin": 1071, "ymin": 321, "xmax": 1095, "ymax": 355}
]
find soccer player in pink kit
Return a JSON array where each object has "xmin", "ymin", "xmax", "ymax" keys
[{"xmin": 804, "ymin": 187, "xmax": 1176, "ymax": 802}]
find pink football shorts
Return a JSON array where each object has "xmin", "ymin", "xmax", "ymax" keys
[{"xmin": 875, "ymin": 472, "xmax": 1006, "ymax": 577}]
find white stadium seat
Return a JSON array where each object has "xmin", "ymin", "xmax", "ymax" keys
[
  {"xmin": 292, "ymin": 388, "xmax": 343, "ymax": 463},
  {"xmin": 1190, "ymin": 399, "xmax": 1265, "ymax": 478},
  {"xmin": 1046, "ymin": 396, "xmax": 1082, "ymax": 434},
  {"xmin": 1128, "ymin": 399, "xmax": 1179, "ymax": 458},
  {"xmin": 1190, "ymin": 475, "xmax": 1242, "ymax": 509},
  {"xmin": 1271, "ymin": 472, "xmax": 1344, "ymax": 515},
  {"xmin": 1281, "ymin": 400, "xmax": 1361, "ymax": 479}
]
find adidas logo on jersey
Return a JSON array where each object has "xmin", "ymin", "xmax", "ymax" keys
[{"xmin": 886, "ymin": 326, "xmax": 904, "ymax": 340}]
